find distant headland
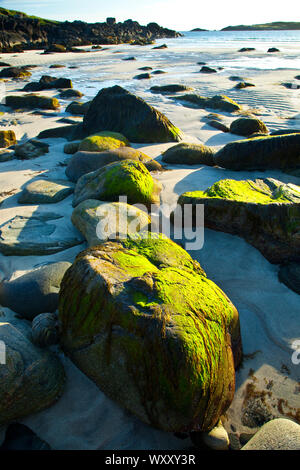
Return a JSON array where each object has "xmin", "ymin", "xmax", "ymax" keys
[
  {"xmin": 221, "ymin": 21, "xmax": 300, "ymax": 31},
  {"xmin": 0, "ymin": 7, "xmax": 181, "ymax": 52}
]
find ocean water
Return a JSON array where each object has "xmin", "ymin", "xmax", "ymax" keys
[{"xmin": 26, "ymin": 29, "xmax": 300, "ymax": 115}]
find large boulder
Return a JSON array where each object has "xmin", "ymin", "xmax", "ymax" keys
[
  {"xmin": 176, "ymin": 178, "xmax": 300, "ymax": 264},
  {"xmin": 81, "ymin": 85, "xmax": 182, "ymax": 143},
  {"xmin": 176, "ymin": 94, "xmax": 241, "ymax": 112},
  {"xmin": 18, "ymin": 179, "xmax": 74, "ymax": 204},
  {"xmin": 0, "ymin": 212, "xmax": 83, "ymax": 256},
  {"xmin": 71, "ymin": 199, "xmax": 151, "ymax": 246},
  {"xmin": 214, "ymin": 133, "xmax": 300, "ymax": 170},
  {"xmin": 78, "ymin": 131, "xmax": 130, "ymax": 152},
  {"xmin": 5, "ymin": 94, "xmax": 60, "ymax": 111},
  {"xmin": 72, "ymin": 160, "xmax": 162, "ymax": 208},
  {"xmin": 66, "ymin": 147, "xmax": 162, "ymax": 182},
  {"xmin": 58, "ymin": 233, "xmax": 242, "ymax": 432},
  {"xmin": 0, "ymin": 313, "xmax": 65, "ymax": 425},
  {"xmin": 230, "ymin": 117, "xmax": 269, "ymax": 136},
  {"xmin": 0, "ymin": 130, "xmax": 16, "ymax": 149},
  {"xmin": 162, "ymin": 142, "xmax": 215, "ymax": 165},
  {"xmin": 0, "ymin": 262, "xmax": 71, "ymax": 319}
]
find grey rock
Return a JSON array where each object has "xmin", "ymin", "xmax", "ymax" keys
[
  {"xmin": 18, "ymin": 179, "xmax": 74, "ymax": 204},
  {"xmin": 31, "ymin": 312, "xmax": 59, "ymax": 347},
  {"xmin": 242, "ymin": 418, "xmax": 300, "ymax": 450},
  {"xmin": 14, "ymin": 140, "xmax": 49, "ymax": 160},
  {"xmin": 0, "ymin": 261, "xmax": 71, "ymax": 319},
  {"xmin": 71, "ymin": 199, "xmax": 151, "ymax": 246},
  {"xmin": 0, "ymin": 213, "xmax": 83, "ymax": 256}
]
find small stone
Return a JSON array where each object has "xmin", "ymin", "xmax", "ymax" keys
[
  {"xmin": 32, "ymin": 312, "xmax": 59, "ymax": 347},
  {"xmin": 201, "ymin": 421, "xmax": 230, "ymax": 450},
  {"xmin": 14, "ymin": 139, "xmax": 49, "ymax": 159},
  {"xmin": 0, "ymin": 130, "xmax": 16, "ymax": 148},
  {"xmin": 242, "ymin": 418, "xmax": 300, "ymax": 450}
]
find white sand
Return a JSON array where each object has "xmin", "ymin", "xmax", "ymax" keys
[{"xmin": 0, "ymin": 42, "xmax": 299, "ymax": 449}]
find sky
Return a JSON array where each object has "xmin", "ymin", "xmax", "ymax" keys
[{"xmin": 1, "ymin": 0, "xmax": 300, "ymax": 30}]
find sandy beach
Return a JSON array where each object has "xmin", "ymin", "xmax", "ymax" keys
[{"xmin": 0, "ymin": 38, "xmax": 300, "ymax": 450}]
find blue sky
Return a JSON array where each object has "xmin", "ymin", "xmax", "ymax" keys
[{"xmin": 0, "ymin": 0, "xmax": 299, "ymax": 30}]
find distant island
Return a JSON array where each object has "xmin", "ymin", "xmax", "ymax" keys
[
  {"xmin": 190, "ymin": 28, "xmax": 208, "ymax": 32},
  {"xmin": 222, "ymin": 21, "xmax": 300, "ymax": 31},
  {"xmin": 0, "ymin": 7, "xmax": 181, "ymax": 52}
]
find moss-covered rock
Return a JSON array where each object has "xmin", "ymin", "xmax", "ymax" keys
[
  {"xmin": 58, "ymin": 233, "xmax": 241, "ymax": 432},
  {"xmin": 162, "ymin": 142, "xmax": 215, "ymax": 166},
  {"xmin": 0, "ymin": 66, "xmax": 31, "ymax": 79},
  {"xmin": 208, "ymin": 120, "xmax": 230, "ymax": 132},
  {"xmin": 72, "ymin": 160, "xmax": 162, "ymax": 208},
  {"xmin": 176, "ymin": 94, "xmax": 241, "ymax": 112},
  {"xmin": 214, "ymin": 133, "xmax": 300, "ymax": 170},
  {"xmin": 230, "ymin": 117, "xmax": 269, "ymax": 136},
  {"xmin": 71, "ymin": 199, "xmax": 151, "ymax": 246},
  {"xmin": 65, "ymin": 100, "xmax": 91, "ymax": 115},
  {"xmin": 134, "ymin": 73, "xmax": 152, "ymax": 80},
  {"xmin": 235, "ymin": 81, "xmax": 255, "ymax": 89},
  {"xmin": 59, "ymin": 89, "xmax": 83, "ymax": 99},
  {"xmin": 78, "ymin": 131, "xmax": 130, "ymax": 152},
  {"xmin": 199, "ymin": 66, "xmax": 217, "ymax": 73},
  {"xmin": 81, "ymin": 85, "xmax": 182, "ymax": 143},
  {"xmin": 0, "ymin": 130, "xmax": 16, "ymax": 148},
  {"xmin": 5, "ymin": 94, "xmax": 60, "ymax": 111},
  {"xmin": 176, "ymin": 178, "xmax": 300, "ymax": 263},
  {"xmin": 66, "ymin": 147, "xmax": 162, "ymax": 182}
]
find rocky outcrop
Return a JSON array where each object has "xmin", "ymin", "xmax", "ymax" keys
[
  {"xmin": 176, "ymin": 178, "xmax": 300, "ymax": 264},
  {"xmin": 214, "ymin": 133, "xmax": 300, "ymax": 170},
  {"xmin": 58, "ymin": 233, "xmax": 242, "ymax": 432},
  {"xmin": 0, "ymin": 130, "xmax": 16, "ymax": 148},
  {"xmin": 0, "ymin": 8, "xmax": 180, "ymax": 52}
]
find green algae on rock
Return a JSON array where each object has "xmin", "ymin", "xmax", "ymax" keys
[
  {"xmin": 78, "ymin": 131, "xmax": 130, "ymax": 152},
  {"xmin": 162, "ymin": 142, "xmax": 215, "ymax": 166},
  {"xmin": 175, "ymin": 94, "xmax": 241, "ymax": 112},
  {"xmin": 214, "ymin": 133, "xmax": 300, "ymax": 170},
  {"xmin": 71, "ymin": 199, "xmax": 151, "ymax": 246},
  {"xmin": 0, "ymin": 130, "xmax": 16, "ymax": 148},
  {"xmin": 81, "ymin": 85, "xmax": 182, "ymax": 143},
  {"xmin": 176, "ymin": 178, "xmax": 300, "ymax": 264},
  {"xmin": 230, "ymin": 117, "xmax": 269, "ymax": 137},
  {"xmin": 5, "ymin": 94, "xmax": 60, "ymax": 111},
  {"xmin": 58, "ymin": 233, "xmax": 242, "ymax": 432},
  {"xmin": 72, "ymin": 160, "xmax": 162, "ymax": 208}
]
